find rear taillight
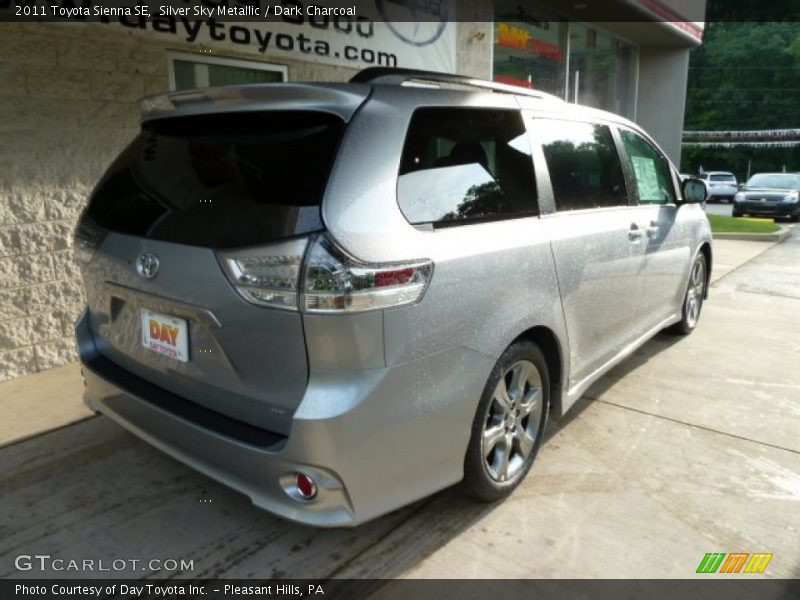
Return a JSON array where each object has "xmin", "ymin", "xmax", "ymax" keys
[
  {"xmin": 218, "ymin": 237, "xmax": 308, "ymax": 311},
  {"xmin": 218, "ymin": 234, "xmax": 432, "ymax": 313},
  {"xmin": 74, "ymin": 215, "xmax": 107, "ymax": 264},
  {"xmin": 302, "ymin": 235, "xmax": 432, "ymax": 313}
]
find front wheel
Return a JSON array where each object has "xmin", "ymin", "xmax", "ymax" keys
[
  {"xmin": 462, "ymin": 341, "xmax": 549, "ymax": 502},
  {"xmin": 669, "ymin": 253, "xmax": 707, "ymax": 335},
  {"xmin": 732, "ymin": 209, "xmax": 743, "ymax": 218}
]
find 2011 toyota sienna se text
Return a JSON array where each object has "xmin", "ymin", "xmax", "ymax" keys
[{"xmin": 75, "ymin": 68, "xmax": 712, "ymax": 527}]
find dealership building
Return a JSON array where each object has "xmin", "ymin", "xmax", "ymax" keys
[{"xmin": 0, "ymin": 0, "xmax": 705, "ymax": 381}]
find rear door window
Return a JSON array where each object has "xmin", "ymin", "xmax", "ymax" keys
[
  {"xmin": 397, "ymin": 108, "xmax": 537, "ymax": 226},
  {"xmin": 619, "ymin": 129, "xmax": 676, "ymax": 205},
  {"xmin": 86, "ymin": 111, "xmax": 344, "ymax": 249},
  {"xmin": 533, "ymin": 118, "xmax": 628, "ymax": 211}
]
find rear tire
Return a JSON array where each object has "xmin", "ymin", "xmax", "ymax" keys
[
  {"xmin": 669, "ymin": 253, "xmax": 707, "ymax": 336},
  {"xmin": 790, "ymin": 214, "xmax": 800, "ymax": 223},
  {"xmin": 462, "ymin": 341, "xmax": 549, "ymax": 502},
  {"xmin": 732, "ymin": 209, "xmax": 743, "ymax": 218}
]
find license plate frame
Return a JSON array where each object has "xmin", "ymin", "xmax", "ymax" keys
[{"xmin": 140, "ymin": 309, "xmax": 190, "ymax": 363}]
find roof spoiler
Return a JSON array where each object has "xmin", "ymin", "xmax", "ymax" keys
[
  {"xmin": 139, "ymin": 83, "xmax": 371, "ymax": 123},
  {"xmin": 351, "ymin": 67, "xmax": 564, "ymax": 103}
]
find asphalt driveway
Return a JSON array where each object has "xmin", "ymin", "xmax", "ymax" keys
[{"xmin": 2, "ymin": 230, "xmax": 799, "ymax": 580}]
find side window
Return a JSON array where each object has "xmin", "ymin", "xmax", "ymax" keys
[
  {"xmin": 535, "ymin": 119, "xmax": 627, "ymax": 211},
  {"xmin": 398, "ymin": 108, "xmax": 537, "ymax": 226},
  {"xmin": 620, "ymin": 129, "xmax": 676, "ymax": 205}
]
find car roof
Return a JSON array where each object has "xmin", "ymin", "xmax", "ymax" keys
[{"xmin": 138, "ymin": 68, "xmax": 641, "ymax": 132}]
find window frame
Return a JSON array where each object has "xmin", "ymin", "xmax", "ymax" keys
[
  {"xmin": 526, "ymin": 113, "xmax": 633, "ymax": 215},
  {"xmin": 615, "ymin": 124, "xmax": 681, "ymax": 207},
  {"xmin": 167, "ymin": 52, "xmax": 288, "ymax": 91}
]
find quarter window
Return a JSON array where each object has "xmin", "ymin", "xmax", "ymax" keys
[
  {"xmin": 398, "ymin": 108, "xmax": 537, "ymax": 226},
  {"xmin": 535, "ymin": 119, "xmax": 627, "ymax": 211},
  {"xmin": 620, "ymin": 129, "xmax": 676, "ymax": 205}
]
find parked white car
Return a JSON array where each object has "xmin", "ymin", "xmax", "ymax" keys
[{"xmin": 699, "ymin": 171, "xmax": 738, "ymax": 203}]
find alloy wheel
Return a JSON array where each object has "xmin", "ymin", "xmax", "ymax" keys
[
  {"xmin": 482, "ymin": 360, "xmax": 544, "ymax": 482},
  {"xmin": 685, "ymin": 259, "xmax": 705, "ymax": 328}
]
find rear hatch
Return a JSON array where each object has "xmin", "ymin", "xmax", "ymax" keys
[
  {"xmin": 77, "ymin": 87, "xmax": 366, "ymax": 435},
  {"xmin": 708, "ymin": 174, "xmax": 737, "ymax": 193}
]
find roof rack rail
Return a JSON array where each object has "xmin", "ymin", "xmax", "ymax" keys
[{"xmin": 350, "ymin": 67, "xmax": 564, "ymax": 102}]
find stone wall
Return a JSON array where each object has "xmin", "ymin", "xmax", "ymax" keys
[
  {"xmin": 0, "ymin": 16, "xmax": 493, "ymax": 381},
  {"xmin": 1, "ymin": 23, "xmax": 149, "ymax": 380}
]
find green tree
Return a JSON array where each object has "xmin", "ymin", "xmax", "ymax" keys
[
  {"xmin": 681, "ymin": 2, "xmax": 800, "ymax": 175},
  {"xmin": 685, "ymin": 21, "xmax": 800, "ymax": 130}
]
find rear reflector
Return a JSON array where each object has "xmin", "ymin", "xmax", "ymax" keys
[{"xmin": 295, "ymin": 473, "xmax": 317, "ymax": 500}]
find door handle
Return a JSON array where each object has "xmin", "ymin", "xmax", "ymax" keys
[
  {"xmin": 628, "ymin": 224, "xmax": 644, "ymax": 242},
  {"xmin": 646, "ymin": 221, "xmax": 660, "ymax": 240}
]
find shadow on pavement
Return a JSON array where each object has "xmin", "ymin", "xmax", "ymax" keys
[{"xmin": 0, "ymin": 331, "xmax": 691, "ymax": 581}]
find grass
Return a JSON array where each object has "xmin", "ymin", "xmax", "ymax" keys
[{"xmin": 707, "ymin": 214, "xmax": 781, "ymax": 234}]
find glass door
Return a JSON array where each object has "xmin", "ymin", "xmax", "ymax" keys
[{"xmin": 567, "ymin": 24, "xmax": 637, "ymax": 118}]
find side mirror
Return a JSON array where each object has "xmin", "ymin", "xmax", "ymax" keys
[{"xmin": 682, "ymin": 178, "xmax": 709, "ymax": 204}]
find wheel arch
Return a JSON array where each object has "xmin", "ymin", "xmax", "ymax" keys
[
  {"xmin": 511, "ymin": 326, "xmax": 565, "ymax": 416},
  {"xmin": 699, "ymin": 242, "xmax": 712, "ymax": 299}
]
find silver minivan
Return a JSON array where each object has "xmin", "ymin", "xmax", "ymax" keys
[{"xmin": 75, "ymin": 68, "xmax": 712, "ymax": 526}]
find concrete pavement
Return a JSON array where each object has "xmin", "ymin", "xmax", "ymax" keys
[
  {"xmin": 709, "ymin": 238, "xmax": 775, "ymax": 283},
  {"xmin": 1, "ymin": 231, "xmax": 798, "ymax": 579},
  {"xmin": 0, "ymin": 364, "xmax": 90, "ymax": 447}
]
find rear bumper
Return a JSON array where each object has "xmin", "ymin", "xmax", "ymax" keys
[
  {"xmin": 76, "ymin": 311, "xmax": 493, "ymax": 527},
  {"xmin": 708, "ymin": 189, "xmax": 736, "ymax": 201}
]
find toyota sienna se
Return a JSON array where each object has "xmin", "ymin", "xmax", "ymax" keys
[{"xmin": 74, "ymin": 68, "xmax": 712, "ymax": 526}]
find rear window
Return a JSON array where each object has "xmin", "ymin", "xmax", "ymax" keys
[
  {"xmin": 710, "ymin": 174, "xmax": 735, "ymax": 182},
  {"xmin": 397, "ymin": 108, "xmax": 537, "ymax": 227},
  {"xmin": 86, "ymin": 111, "xmax": 344, "ymax": 248}
]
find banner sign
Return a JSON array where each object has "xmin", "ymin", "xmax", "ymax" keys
[{"xmin": 3, "ymin": 0, "xmax": 458, "ymax": 72}]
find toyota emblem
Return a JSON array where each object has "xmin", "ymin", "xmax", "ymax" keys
[
  {"xmin": 136, "ymin": 253, "xmax": 160, "ymax": 279},
  {"xmin": 377, "ymin": 0, "xmax": 449, "ymax": 47}
]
